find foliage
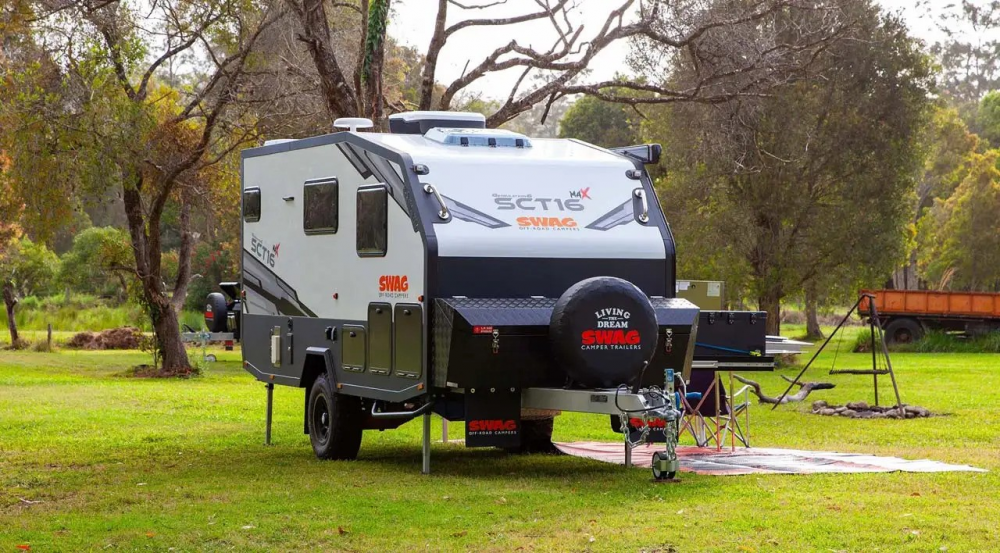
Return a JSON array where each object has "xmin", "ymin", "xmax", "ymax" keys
[
  {"xmin": 917, "ymin": 150, "xmax": 1000, "ymax": 290},
  {"xmin": 977, "ymin": 91, "xmax": 1000, "ymax": 147},
  {"xmin": 928, "ymin": 0, "xmax": 1000, "ymax": 108},
  {"xmin": 183, "ymin": 241, "xmax": 239, "ymax": 312},
  {"xmin": 558, "ymin": 95, "xmax": 641, "ymax": 148},
  {"xmin": 642, "ymin": 2, "xmax": 932, "ymax": 331},
  {"xmin": 1, "ymin": 0, "xmax": 279, "ymax": 371},
  {"xmin": 58, "ymin": 227, "xmax": 135, "ymax": 300},
  {"xmin": 854, "ymin": 327, "xmax": 1000, "ymax": 354},
  {"xmin": 0, "ymin": 236, "xmax": 59, "ymax": 298}
]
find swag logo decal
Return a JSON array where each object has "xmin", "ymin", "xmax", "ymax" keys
[
  {"xmin": 581, "ymin": 307, "xmax": 641, "ymax": 350},
  {"xmin": 378, "ymin": 275, "xmax": 410, "ymax": 298}
]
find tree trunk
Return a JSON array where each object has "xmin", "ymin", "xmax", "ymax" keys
[
  {"xmin": 170, "ymin": 198, "xmax": 194, "ymax": 313},
  {"xmin": 758, "ymin": 289, "xmax": 782, "ymax": 336},
  {"xmin": 361, "ymin": 0, "xmax": 390, "ymax": 126},
  {"xmin": 149, "ymin": 293, "xmax": 190, "ymax": 373},
  {"xmin": 3, "ymin": 280, "xmax": 18, "ymax": 346},
  {"xmin": 122, "ymin": 184, "xmax": 191, "ymax": 373},
  {"xmin": 804, "ymin": 283, "xmax": 824, "ymax": 340}
]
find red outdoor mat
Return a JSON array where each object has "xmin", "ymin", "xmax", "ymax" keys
[{"xmin": 554, "ymin": 442, "xmax": 987, "ymax": 475}]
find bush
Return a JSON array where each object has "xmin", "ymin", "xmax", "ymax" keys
[
  {"xmin": 0, "ymin": 294, "xmax": 141, "ymax": 332},
  {"xmin": 854, "ymin": 328, "xmax": 1000, "ymax": 353},
  {"xmin": 0, "ymin": 237, "xmax": 60, "ymax": 298},
  {"xmin": 59, "ymin": 227, "xmax": 134, "ymax": 299}
]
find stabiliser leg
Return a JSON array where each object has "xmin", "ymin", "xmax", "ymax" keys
[
  {"xmin": 422, "ymin": 412, "xmax": 431, "ymax": 475},
  {"xmin": 265, "ymin": 382, "xmax": 274, "ymax": 446}
]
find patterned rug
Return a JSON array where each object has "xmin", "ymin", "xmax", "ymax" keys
[{"xmin": 555, "ymin": 442, "xmax": 987, "ymax": 475}]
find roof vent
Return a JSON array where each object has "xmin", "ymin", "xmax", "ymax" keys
[
  {"xmin": 424, "ymin": 127, "xmax": 531, "ymax": 148},
  {"xmin": 388, "ymin": 111, "xmax": 486, "ymax": 135}
]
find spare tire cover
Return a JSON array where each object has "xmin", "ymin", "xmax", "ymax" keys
[{"xmin": 549, "ymin": 277, "xmax": 658, "ymax": 388}]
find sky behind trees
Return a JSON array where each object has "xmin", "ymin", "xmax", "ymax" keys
[{"xmin": 389, "ymin": 0, "xmax": 949, "ymax": 98}]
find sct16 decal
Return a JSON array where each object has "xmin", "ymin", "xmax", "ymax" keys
[
  {"xmin": 250, "ymin": 234, "xmax": 279, "ymax": 268},
  {"xmin": 493, "ymin": 190, "xmax": 589, "ymax": 212}
]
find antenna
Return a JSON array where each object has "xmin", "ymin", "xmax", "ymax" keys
[{"xmin": 333, "ymin": 118, "xmax": 374, "ymax": 132}]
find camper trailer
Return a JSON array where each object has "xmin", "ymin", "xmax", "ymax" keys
[{"xmin": 220, "ymin": 111, "xmax": 770, "ymax": 478}]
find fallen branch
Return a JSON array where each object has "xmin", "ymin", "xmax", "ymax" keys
[{"xmin": 734, "ymin": 374, "xmax": 835, "ymax": 404}]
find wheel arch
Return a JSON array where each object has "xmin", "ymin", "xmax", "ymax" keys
[{"xmin": 302, "ymin": 347, "xmax": 336, "ymax": 434}]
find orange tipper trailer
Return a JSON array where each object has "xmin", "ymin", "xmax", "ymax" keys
[{"xmin": 860, "ymin": 289, "xmax": 1000, "ymax": 343}]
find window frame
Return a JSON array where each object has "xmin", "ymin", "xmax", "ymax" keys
[
  {"xmin": 356, "ymin": 184, "xmax": 389, "ymax": 258},
  {"xmin": 243, "ymin": 187, "xmax": 261, "ymax": 223},
  {"xmin": 302, "ymin": 176, "xmax": 340, "ymax": 235}
]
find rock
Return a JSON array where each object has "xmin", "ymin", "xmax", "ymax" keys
[
  {"xmin": 812, "ymin": 400, "xmax": 828, "ymax": 411},
  {"xmin": 818, "ymin": 408, "xmax": 838, "ymax": 416},
  {"xmin": 846, "ymin": 401, "xmax": 869, "ymax": 411},
  {"xmin": 834, "ymin": 406, "xmax": 848, "ymax": 414},
  {"xmin": 905, "ymin": 406, "xmax": 931, "ymax": 417},
  {"xmin": 871, "ymin": 412, "xmax": 887, "ymax": 419},
  {"xmin": 855, "ymin": 411, "xmax": 874, "ymax": 419},
  {"xmin": 841, "ymin": 409, "xmax": 857, "ymax": 417}
]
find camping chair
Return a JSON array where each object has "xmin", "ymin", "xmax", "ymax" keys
[{"xmin": 678, "ymin": 370, "xmax": 752, "ymax": 449}]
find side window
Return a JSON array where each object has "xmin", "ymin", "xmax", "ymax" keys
[
  {"xmin": 357, "ymin": 184, "xmax": 388, "ymax": 257},
  {"xmin": 243, "ymin": 187, "xmax": 261, "ymax": 223},
  {"xmin": 303, "ymin": 177, "xmax": 339, "ymax": 235}
]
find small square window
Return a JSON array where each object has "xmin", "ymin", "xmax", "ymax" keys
[
  {"xmin": 357, "ymin": 184, "xmax": 388, "ymax": 257},
  {"xmin": 303, "ymin": 177, "xmax": 339, "ymax": 234},
  {"xmin": 243, "ymin": 188, "xmax": 261, "ymax": 223}
]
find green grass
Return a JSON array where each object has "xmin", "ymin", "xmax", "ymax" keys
[{"xmin": 1, "ymin": 341, "xmax": 998, "ymax": 551}]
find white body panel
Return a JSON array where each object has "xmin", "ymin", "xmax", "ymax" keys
[
  {"xmin": 369, "ymin": 134, "xmax": 666, "ymax": 259},
  {"xmin": 242, "ymin": 141, "xmax": 424, "ymax": 320}
]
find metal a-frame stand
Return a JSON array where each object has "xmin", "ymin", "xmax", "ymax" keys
[{"xmin": 773, "ymin": 293, "xmax": 902, "ymax": 409}]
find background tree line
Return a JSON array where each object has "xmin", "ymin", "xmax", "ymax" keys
[
  {"xmin": 0, "ymin": 0, "xmax": 996, "ymax": 363},
  {"xmin": 561, "ymin": 0, "xmax": 1000, "ymax": 338}
]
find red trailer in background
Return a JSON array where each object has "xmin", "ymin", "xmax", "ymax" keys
[{"xmin": 860, "ymin": 289, "xmax": 1000, "ymax": 343}]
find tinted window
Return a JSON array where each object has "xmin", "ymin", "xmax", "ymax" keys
[
  {"xmin": 303, "ymin": 177, "xmax": 339, "ymax": 234},
  {"xmin": 357, "ymin": 185, "xmax": 388, "ymax": 257},
  {"xmin": 244, "ymin": 188, "xmax": 261, "ymax": 222}
]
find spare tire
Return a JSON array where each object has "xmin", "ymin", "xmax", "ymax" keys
[
  {"xmin": 549, "ymin": 276, "xmax": 658, "ymax": 388},
  {"xmin": 205, "ymin": 292, "xmax": 228, "ymax": 333}
]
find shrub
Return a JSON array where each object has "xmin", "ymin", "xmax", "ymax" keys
[{"xmin": 854, "ymin": 328, "xmax": 1000, "ymax": 353}]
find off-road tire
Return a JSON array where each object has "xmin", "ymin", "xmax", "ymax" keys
[
  {"xmin": 307, "ymin": 374, "xmax": 363, "ymax": 460},
  {"xmin": 205, "ymin": 292, "xmax": 228, "ymax": 333},
  {"xmin": 884, "ymin": 318, "xmax": 923, "ymax": 344}
]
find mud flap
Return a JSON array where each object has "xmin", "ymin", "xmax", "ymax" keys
[{"xmin": 464, "ymin": 387, "xmax": 521, "ymax": 448}]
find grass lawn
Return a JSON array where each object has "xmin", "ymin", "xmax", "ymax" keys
[{"xmin": 2, "ymin": 328, "xmax": 998, "ymax": 551}]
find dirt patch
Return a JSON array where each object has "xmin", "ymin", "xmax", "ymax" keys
[
  {"xmin": 811, "ymin": 400, "xmax": 934, "ymax": 419},
  {"xmin": 123, "ymin": 364, "xmax": 199, "ymax": 378},
  {"xmin": 67, "ymin": 327, "xmax": 142, "ymax": 350}
]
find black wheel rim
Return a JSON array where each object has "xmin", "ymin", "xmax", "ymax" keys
[
  {"xmin": 895, "ymin": 329, "xmax": 912, "ymax": 343},
  {"xmin": 311, "ymin": 394, "xmax": 331, "ymax": 446}
]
